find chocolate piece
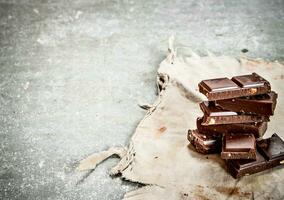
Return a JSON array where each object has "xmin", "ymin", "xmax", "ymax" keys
[
  {"xmin": 221, "ymin": 133, "xmax": 256, "ymax": 160},
  {"xmin": 216, "ymin": 91, "xmax": 277, "ymax": 116},
  {"xmin": 227, "ymin": 151, "xmax": 267, "ymax": 178},
  {"xmin": 227, "ymin": 134, "xmax": 284, "ymax": 178},
  {"xmin": 232, "ymin": 73, "xmax": 269, "ymax": 88},
  {"xmin": 257, "ymin": 133, "xmax": 284, "ymax": 160},
  {"xmin": 196, "ymin": 117, "xmax": 267, "ymax": 138},
  {"xmin": 200, "ymin": 101, "xmax": 269, "ymax": 125},
  {"xmin": 198, "ymin": 73, "xmax": 271, "ymax": 100},
  {"xmin": 187, "ymin": 129, "xmax": 221, "ymax": 154}
]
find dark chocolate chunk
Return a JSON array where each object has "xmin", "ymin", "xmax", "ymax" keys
[
  {"xmin": 198, "ymin": 73, "xmax": 271, "ymax": 100},
  {"xmin": 221, "ymin": 133, "xmax": 256, "ymax": 160},
  {"xmin": 200, "ymin": 77, "xmax": 239, "ymax": 93},
  {"xmin": 216, "ymin": 91, "xmax": 277, "ymax": 116},
  {"xmin": 227, "ymin": 151, "xmax": 267, "ymax": 178},
  {"xmin": 196, "ymin": 117, "xmax": 267, "ymax": 138},
  {"xmin": 232, "ymin": 73, "xmax": 268, "ymax": 88},
  {"xmin": 257, "ymin": 133, "xmax": 284, "ymax": 160},
  {"xmin": 187, "ymin": 129, "xmax": 221, "ymax": 154},
  {"xmin": 227, "ymin": 134, "xmax": 284, "ymax": 178},
  {"xmin": 200, "ymin": 101, "xmax": 269, "ymax": 125}
]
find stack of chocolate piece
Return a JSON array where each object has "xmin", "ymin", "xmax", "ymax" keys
[{"xmin": 188, "ymin": 73, "xmax": 284, "ymax": 178}]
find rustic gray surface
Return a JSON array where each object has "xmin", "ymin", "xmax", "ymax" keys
[{"xmin": 0, "ymin": 0, "xmax": 283, "ymax": 199}]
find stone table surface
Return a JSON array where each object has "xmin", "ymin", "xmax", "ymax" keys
[{"xmin": 0, "ymin": 0, "xmax": 283, "ymax": 199}]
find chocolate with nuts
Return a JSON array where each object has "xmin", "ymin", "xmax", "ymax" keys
[
  {"xmin": 198, "ymin": 73, "xmax": 271, "ymax": 101},
  {"xmin": 200, "ymin": 101, "xmax": 269, "ymax": 125}
]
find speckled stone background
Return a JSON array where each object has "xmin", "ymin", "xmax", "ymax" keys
[{"xmin": 0, "ymin": 0, "xmax": 283, "ymax": 199}]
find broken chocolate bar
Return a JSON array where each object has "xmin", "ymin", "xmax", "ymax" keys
[
  {"xmin": 196, "ymin": 117, "xmax": 267, "ymax": 138},
  {"xmin": 216, "ymin": 91, "xmax": 277, "ymax": 116},
  {"xmin": 227, "ymin": 150, "xmax": 267, "ymax": 178},
  {"xmin": 200, "ymin": 101, "xmax": 269, "ymax": 125},
  {"xmin": 257, "ymin": 133, "xmax": 284, "ymax": 160},
  {"xmin": 198, "ymin": 73, "xmax": 271, "ymax": 101},
  {"xmin": 187, "ymin": 129, "xmax": 221, "ymax": 154},
  {"xmin": 221, "ymin": 133, "xmax": 256, "ymax": 160},
  {"xmin": 227, "ymin": 133, "xmax": 284, "ymax": 178}
]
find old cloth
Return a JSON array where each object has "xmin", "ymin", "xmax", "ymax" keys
[{"xmin": 79, "ymin": 38, "xmax": 284, "ymax": 200}]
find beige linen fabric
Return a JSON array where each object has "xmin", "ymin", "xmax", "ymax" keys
[{"xmin": 79, "ymin": 38, "xmax": 284, "ymax": 199}]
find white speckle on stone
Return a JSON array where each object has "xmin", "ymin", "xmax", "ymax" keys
[
  {"xmin": 39, "ymin": 160, "xmax": 45, "ymax": 168},
  {"xmin": 23, "ymin": 82, "xmax": 30, "ymax": 90},
  {"xmin": 33, "ymin": 8, "xmax": 39, "ymax": 15},
  {"xmin": 75, "ymin": 11, "xmax": 83, "ymax": 19},
  {"xmin": 57, "ymin": 172, "xmax": 65, "ymax": 181},
  {"xmin": 37, "ymin": 38, "xmax": 44, "ymax": 45}
]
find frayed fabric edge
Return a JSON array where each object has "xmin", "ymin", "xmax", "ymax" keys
[{"xmin": 76, "ymin": 146, "xmax": 127, "ymax": 171}]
